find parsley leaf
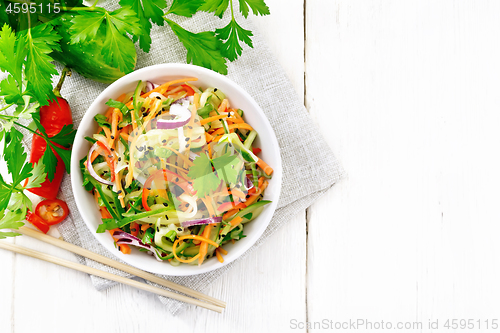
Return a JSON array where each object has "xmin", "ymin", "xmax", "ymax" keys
[
  {"xmin": 119, "ymin": 0, "xmax": 168, "ymax": 52},
  {"xmin": 215, "ymin": 18, "xmax": 253, "ymax": 61},
  {"xmin": 200, "ymin": 0, "xmax": 266, "ymax": 61},
  {"xmin": 167, "ymin": 0, "xmax": 205, "ymax": 17},
  {"xmin": 165, "ymin": 19, "xmax": 228, "ymax": 75},
  {"xmin": 4, "ymin": 128, "xmax": 32, "ymax": 186},
  {"xmin": 23, "ymin": 23, "xmax": 61, "ymax": 106},
  {"xmin": 49, "ymin": 124, "xmax": 77, "ymax": 148},
  {"xmin": 0, "ymin": 127, "xmax": 43, "ymax": 238},
  {"xmin": 199, "ymin": 0, "xmax": 229, "ymax": 19},
  {"xmin": 94, "ymin": 114, "xmax": 111, "ymax": 128},
  {"xmin": 0, "ymin": 209, "xmax": 24, "ymax": 239},
  {"xmin": 188, "ymin": 152, "xmax": 221, "ymax": 198},
  {"xmin": 238, "ymin": 0, "xmax": 270, "ymax": 18},
  {"xmin": 69, "ymin": 8, "xmax": 140, "ymax": 73},
  {"xmin": 107, "ymin": 7, "xmax": 143, "ymax": 37},
  {"xmin": 69, "ymin": 11, "xmax": 106, "ymax": 44},
  {"xmin": 24, "ymin": 162, "xmax": 46, "ymax": 189},
  {"xmin": 102, "ymin": 17, "xmax": 137, "ymax": 74},
  {"xmin": 0, "ymin": 74, "xmax": 23, "ymax": 105},
  {"xmin": 0, "ymin": 24, "xmax": 24, "ymax": 87},
  {"xmin": 105, "ymin": 98, "xmax": 130, "ymax": 116}
]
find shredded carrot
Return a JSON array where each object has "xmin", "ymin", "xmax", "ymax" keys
[
  {"xmin": 196, "ymin": 224, "xmax": 216, "ymax": 266},
  {"xmin": 162, "ymin": 146, "xmax": 194, "ymax": 167},
  {"xmin": 245, "ymin": 179, "xmax": 269, "ymax": 207},
  {"xmin": 201, "ymin": 196, "xmax": 216, "ymax": 217},
  {"xmin": 229, "ymin": 216, "xmax": 243, "ymax": 227},
  {"xmin": 90, "ymin": 146, "xmax": 104, "ymax": 163},
  {"xmin": 131, "ymin": 108, "xmax": 137, "ymax": 131},
  {"xmin": 230, "ymin": 188, "xmax": 246, "ymax": 200},
  {"xmin": 205, "ymin": 132, "xmax": 214, "ymax": 143},
  {"xmin": 179, "ymin": 235, "xmax": 219, "ymax": 248},
  {"xmin": 102, "ymin": 126, "xmax": 112, "ymax": 146},
  {"xmin": 232, "ymin": 109, "xmax": 243, "ymax": 120},
  {"xmin": 119, "ymin": 132, "xmax": 130, "ymax": 141},
  {"xmin": 223, "ymin": 209, "xmax": 238, "ymax": 220},
  {"xmin": 172, "ymin": 239, "xmax": 201, "ymax": 263},
  {"xmin": 126, "ymin": 77, "xmax": 198, "ymax": 109},
  {"xmin": 228, "ymin": 117, "xmax": 244, "ymax": 124},
  {"xmin": 120, "ymin": 244, "xmax": 131, "ymax": 254},
  {"xmin": 110, "ymin": 108, "xmax": 122, "ymax": 149},
  {"xmin": 215, "ymin": 248, "xmax": 224, "ymax": 263},
  {"xmin": 211, "ymin": 123, "xmax": 254, "ymax": 136},
  {"xmin": 141, "ymin": 224, "xmax": 151, "ymax": 232},
  {"xmin": 257, "ymin": 158, "xmax": 273, "ymax": 176},
  {"xmin": 162, "ymin": 160, "xmax": 189, "ymax": 174},
  {"xmin": 200, "ymin": 114, "xmax": 228, "ymax": 125},
  {"xmin": 218, "ymin": 247, "xmax": 228, "ymax": 255},
  {"xmin": 231, "ymin": 239, "xmax": 235, "ymax": 244}
]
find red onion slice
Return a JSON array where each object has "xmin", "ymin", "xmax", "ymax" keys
[
  {"xmin": 87, "ymin": 142, "xmax": 114, "ymax": 186},
  {"xmin": 181, "ymin": 216, "xmax": 223, "ymax": 228},
  {"xmin": 145, "ymin": 81, "xmax": 158, "ymax": 92},
  {"xmin": 244, "ymin": 176, "xmax": 254, "ymax": 190},
  {"xmin": 113, "ymin": 231, "xmax": 166, "ymax": 261},
  {"xmin": 157, "ymin": 102, "xmax": 192, "ymax": 130}
]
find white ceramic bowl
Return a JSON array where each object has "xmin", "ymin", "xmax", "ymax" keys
[{"xmin": 71, "ymin": 64, "xmax": 282, "ymax": 276}]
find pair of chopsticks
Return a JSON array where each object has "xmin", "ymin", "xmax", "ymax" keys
[{"xmin": 0, "ymin": 226, "xmax": 225, "ymax": 313}]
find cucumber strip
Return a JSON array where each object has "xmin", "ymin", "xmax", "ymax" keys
[
  {"xmin": 234, "ymin": 200, "xmax": 272, "ymax": 219},
  {"xmin": 88, "ymin": 177, "xmax": 121, "ymax": 221},
  {"xmin": 132, "ymin": 80, "xmax": 144, "ymax": 129},
  {"xmin": 111, "ymin": 191, "xmax": 125, "ymax": 218},
  {"xmin": 243, "ymin": 130, "xmax": 257, "ymax": 149},
  {"xmin": 117, "ymin": 207, "xmax": 169, "ymax": 227},
  {"xmin": 250, "ymin": 163, "xmax": 259, "ymax": 188}
]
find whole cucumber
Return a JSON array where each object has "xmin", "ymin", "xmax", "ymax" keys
[{"xmin": 51, "ymin": 13, "xmax": 137, "ymax": 84}]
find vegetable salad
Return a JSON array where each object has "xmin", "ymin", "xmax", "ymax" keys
[{"xmin": 82, "ymin": 78, "xmax": 273, "ymax": 266}]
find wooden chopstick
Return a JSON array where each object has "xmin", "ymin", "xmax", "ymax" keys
[
  {"xmin": 11, "ymin": 226, "xmax": 226, "ymax": 310},
  {"xmin": 0, "ymin": 240, "xmax": 223, "ymax": 313}
]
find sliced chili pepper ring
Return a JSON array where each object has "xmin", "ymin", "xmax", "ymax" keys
[{"xmin": 35, "ymin": 199, "xmax": 69, "ymax": 226}]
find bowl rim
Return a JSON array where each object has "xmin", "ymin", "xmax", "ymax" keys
[{"xmin": 70, "ymin": 63, "xmax": 282, "ymax": 276}]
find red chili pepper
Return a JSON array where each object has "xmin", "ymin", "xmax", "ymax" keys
[
  {"xmin": 27, "ymin": 70, "xmax": 73, "ymax": 200},
  {"xmin": 35, "ymin": 199, "xmax": 69, "ymax": 226},
  {"xmin": 252, "ymin": 148, "xmax": 262, "ymax": 155},
  {"xmin": 26, "ymin": 210, "xmax": 50, "ymax": 234},
  {"xmin": 181, "ymin": 84, "xmax": 195, "ymax": 96}
]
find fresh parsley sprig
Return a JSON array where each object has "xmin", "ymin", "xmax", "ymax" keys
[
  {"xmin": 0, "ymin": 128, "xmax": 46, "ymax": 239},
  {"xmin": 201, "ymin": 0, "xmax": 270, "ymax": 61}
]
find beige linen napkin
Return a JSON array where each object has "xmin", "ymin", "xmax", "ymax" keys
[{"xmin": 44, "ymin": 9, "xmax": 345, "ymax": 315}]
